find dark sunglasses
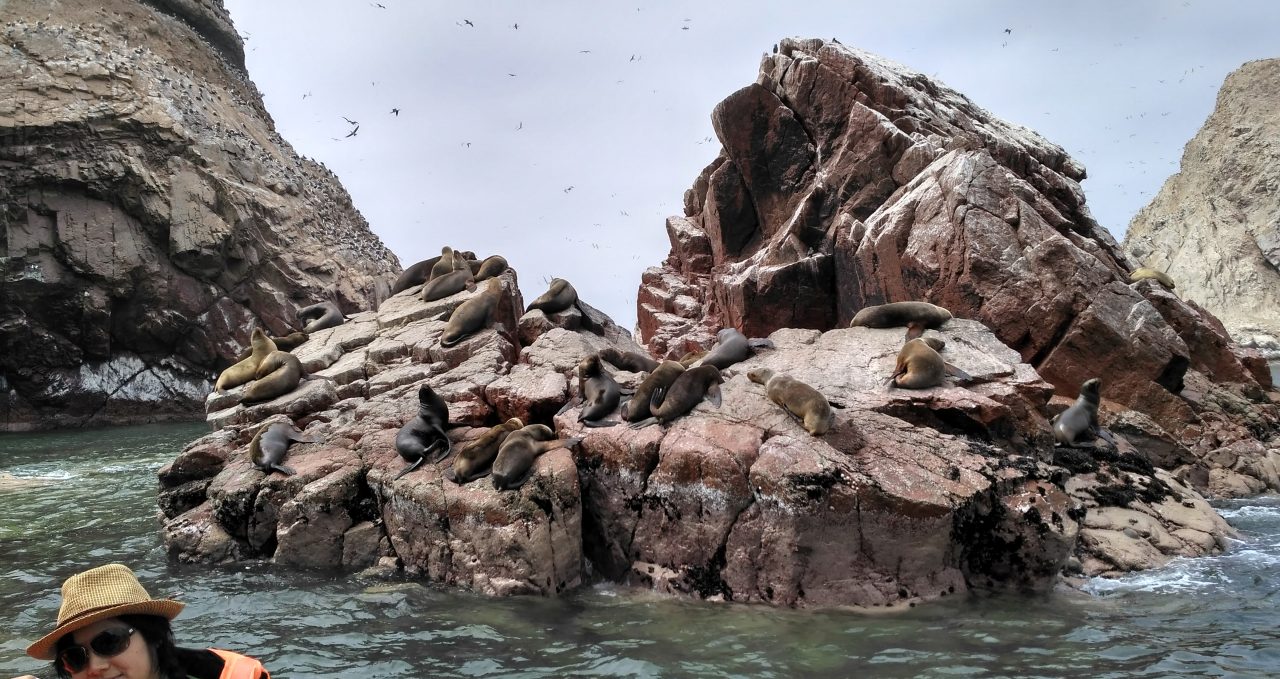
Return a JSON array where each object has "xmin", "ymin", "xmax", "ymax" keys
[{"xmin": 58, "ymin": 626, "xmax": 135, "ymax": 673}]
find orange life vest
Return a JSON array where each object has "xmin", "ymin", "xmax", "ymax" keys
[{"xmin": 209, "ymin": 648, "xmax": 271, "ymax": 679}]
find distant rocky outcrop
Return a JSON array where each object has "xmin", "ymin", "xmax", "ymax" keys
[
  {"xmin": 158, "ymin": 272, "xmax": 1245, "ymax": 607},
  {"xmin": 637, "ymin": 38, "xmax": 1279, "ymax": 498},
  {"xmin": 0, "ymin": 0, "xmax": 398, "ymax": 430},
  {"xmin": 1124, "ymin": 58, "xmax": 1280, "ymax": 357}
]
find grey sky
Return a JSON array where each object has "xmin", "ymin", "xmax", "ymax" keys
[{"xmin": 220, "ymin": 0, "xmax": 1279, "ymax": 332}]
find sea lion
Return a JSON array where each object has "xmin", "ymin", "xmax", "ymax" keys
[
  {"xmin": 747, "ymin": 368, "xmax": 833, "ymax": 435},
  {"xmin": 677, "ymin": 349, "xmax": 707, "ymax": 368},
  {"xmin": 888, "ymin": 337, "xmax": 947, "ymax": 389},
  {"xmin": 697, "ymin": 328, "xmax": 774, "ymax": 370},
  {"xmin": 241, "ymin": 350, "xmax": 303, "ymax": 403},
  {"xmin": 1130, "ymin": 268, "xmax": 1175, "ymax": 289},
  {"xmin": 473, "ymin": 255, "xmax": 509, "ymax": 281},
  {"xmin": 298, "ymin": 301, "xmax": 345, "ymax": 333},
  {"xmin": 446, "ymin": 418, "xmax": 524, "ymax": 483},
  {"xmin": 390, "ymin": 256, "xmax": 442, "ymax": 295},
  {"xmin": 851, "ymin": 301, "xmax": 952, "ymax": 330},
  {"xmin": 576, "ymin": 354, "xmax": 622, "ymax": 426},
  {"xmin": 421, "ymin": 266, "xmax": 476, "ymax": 302},
  {"xmin": 1052, "ymin": 378, "xmax": 1108, "ymax": 447},
  {"xmin": 215, "ymin": 328, "xmax": 276, "ymax": 392},
  {"xmin": 630, "ymin": 364, "xmax": 723, "ymax": 428},
  {"xmin": 428, "ymin": 246, "xmax": 459, "ymax": 281},
  {"xmin": 393, "ymin": 384, "xmax": 452, "ymax": 480},
  {"xmin": 622, "ymin": 360, "xmax": 684, "ymax": 422},
  {"xmin": 234, "ymin": 331, "xmax": 308, "ymax": 361},
  {"xmin": 249, "ymin": 420, "xmax": 321, "ymax": 476},
  {"xmin": 439, "ymin": 278, "xmax": 503, "ymax": 347},
  {"xmin": 491, "ymin": 424, "xmax": 583, "ymax": 490},
  {"xmin": 598, "ymin": 348, "xmax": 660, "ymax": 374},
  {"xmin": 526, "ymin": 278, "xmax": 577, "ymax": 314}
]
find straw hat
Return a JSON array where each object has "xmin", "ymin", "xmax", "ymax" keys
[{"xmin": 26, "ymin": 563, "xmax": 185, "ymax": 660}]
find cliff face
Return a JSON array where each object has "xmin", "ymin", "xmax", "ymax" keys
[
  {"xmin": 1124, "ymin": 59, "xmax": 1280, "ymax": 356},
  {"xmin": 0, "ymin": 0, "xmax": 399, "ymax": 430}
]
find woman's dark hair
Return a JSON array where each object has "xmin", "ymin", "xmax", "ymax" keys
[{"xmin": 51, "ymin": 614, "xmax": 187, "ymax": 679}]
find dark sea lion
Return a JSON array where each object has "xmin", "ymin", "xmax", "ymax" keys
[
  {"xmin": 394, "ymin": 384, "xmax": 452, "ymax": 480},
  {"xmin": 249, "ymin": 420, "xmax": 321, "ymax": 476},
  {"xmin": 298, "ymin": 301, "xmax": 345, "ymax": 333},
  {"xmin": 577, "ymin": 354, "xmax": 622, "ymax": 427},
  {"xmin": 630, "ymin": 364, "xmax": 723, "ymax": 428},
  {"xmin": 622, "ymin": 360, "xmax": 684, "ymax": 422},
  {"xmin": 421, "ymin": 267, "xmax": 476, "ymax": 302},
  {"xmin": 428, "ymin": 246, "xmax": 459, "ymax": 281},
  {"xmin": 241, "ymin": 350, "xmax": 303, "ymax": 403},
  {"xmin": 526, "ymin": 278, "xmax": 577, "ymax": 314},
  {"xmin": 697, "ymin": 328, "xmax": 773, "ymax": 370},
  {"xmin": 851, "ymin": 301, "xmax": 952, "ymax": 330},
  {"xmin": 1130, "ymin": 268, "xmax": 1175, "ymax": 289},
  {"xmin": 234, "ymin": 331, "xmax": 308, "ymax": 361},
  {"xmin": 446, "ymin": 417, "xmax": 524, "ymax": 484},
  {"xmin": 473, "ymin": 255, "xmax": 509, "ymax": 281},
  {"xmin": 598, "ymin": 347, "xmax": 659, "ymax": 374},
  {"xmin": 747, "ymin": 368, "xmax": 834, "ymax": 435},
  {"xmin": 216, "ymin": 328, "xmax": 276, "ymax": 392},
  {"xmin": 390, "ymin": 256, "xmax": 442, "ymax": 295},
  {"xmin": 1052, "ymin": 378, "xmax": 1105, "ymax": 447},
  {"xmin": 439, "ymin": 278, "xmax": 503, "ymax": 347},
  {"xmin": 491, "ymin": 424, "xmax": 583, "ymax": 491},
  {"xmin": 888, "ymin": 337, "xmax": 947, "ymax": 389}
]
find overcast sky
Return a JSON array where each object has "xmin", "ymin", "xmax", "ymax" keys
[{"xmin": 220, "ymin": 0, "xmax": 1278, "ymax": 332}]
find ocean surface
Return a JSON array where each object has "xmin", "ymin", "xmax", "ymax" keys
[{"xmin": 1, "ymin": 422, "xmax": 1278, "ymax": 678}]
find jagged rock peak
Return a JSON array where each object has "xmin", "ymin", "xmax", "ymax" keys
[
  {"xmin": 1124, "ymin": 58, "xmax": 1280, "ymax": 357},
  {"xmin": 0, "ymin": 0, "xmax": 399, "ymax": 430}
]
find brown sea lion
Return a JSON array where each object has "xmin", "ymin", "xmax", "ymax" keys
[
  {"xmin": 393, "ymin": 385, "xmax": 452, "ymax": 480},
  {"xmin": 747, "ymin": 368, "xmax": 834, "ymax": 435},
  {"xmin": 576, "ymin": 354, "xmax": 622, "ymax": 427},
  {"xmin": 473, "ymin": 255, "xmax": 509, "ymax": 281},
  {"xmin": 491, "ymin": 424, "xmax": 583, "ymax": 490},
  {"xmin": 629, "ymin": 364, "xmax": 723, "ymax": 428},
  {"xmin": 526, "ymin": 278, "xmax": 577, "ymax": 314},
  {"xmin": 622, "ymin": 360, "xmax": 684, "ymax": 422},
  {"xmin": 390, "ymin": 256, "xmax": 442, "ymax": 295},
  {"xmin": 697, "ymin": 328, "xmax": 774, "ymax": 370},
  {"xmin": 888, "ymin": 337, "xmax": 947, "ymax": 389},
  {"xmin": 421, "ymin": 266, "xmax": 476, "ymax": 302},
  {"xmin": 215, "ymin": 328, "xmax": 276, "ymax": 392},
  {"xmin": 677, "ymin": 350, "xmax": 707, "ymax": 368},
  {"xmin": 1130, "ymin": 268, "xmax": 1175, "ymax": 290},
  {"xmin": 428, "ymin": 246, "xmax": 459, "ymax": 281},
  {"xmin": 241, "ymin": 350, "xmax": 304, "ymax": 403},
  {"xmin": 249, "ymin": 419, "xmax": 321, "ymax": 476},
  {"xmin": 440, "ymin": 278, "xmax": 503, "ymax": 347},
  {"xmin": 446, "ymin": 418, "xmax": 524, "ymax": 483},
  {"xmin": 598, "ymin": 348, "xmax": 660, "ymax": 374},
  {"xmin": 851, "ymin": 301, "xmax": 952, "ymax": 330},
  {"xmin": 298, "ymin": 301, "xmax": 345, "ymax": 333},
  {"xmin": 234, "ymin": 331, "xmax": 308, "ymax": 361},
  {"xmin": 1053, "ymin": 378, "xmax": 1108, "ymax": 447}
]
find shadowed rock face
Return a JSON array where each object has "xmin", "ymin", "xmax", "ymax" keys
[
  {"xmin": 637, "ymin": 37, "xmax": 1276, "ymax": 466},
  {"xmin": 0, "ymin": 0, "xmax": 398, "ymax": 430},
  {"xmin": 1124, "ymin": 58, "xmax": 1280, "ymax": 358}
]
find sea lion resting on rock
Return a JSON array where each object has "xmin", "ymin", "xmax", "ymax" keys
[
  {"xmin": 1130, "ymin": 268, "xmax": 1175, "ymax": 290},
  {"xmin": 889, "ymin": 337, "xmax": 947, "ymax": 389},
  {"xmin": 249, "ymin": 419, "xmax": 321, "ymax": 476},
  {"xmin": 851, "ymin": 301, "xmax": 952, "ymax": 330},
  {"xmin": 471, "ymin": 255, "xmax": 509, "ymax": 281},
  {"xmin": 491, "ymin": 424, "xmax": 583, "ymax": 490},
  {"xmin": 429, "ymin": 246, "xmax": 461, "ymax": 281},
  {"xmin": 629, "ymin": 364, "xmax": 723, "ymax": 428},
  {"xmin": 390, "ymin": 256, "xmax": 441, "ymax": 295},
  {"xmin": 216, "ymin": 328, "xmax": 276, "ymax": 392},
  {"xmin": 445, "ymin": 418, "xmax": 524, "ymax": 484},
  {"xmin": 696, "ymin": 328, "xmax": 774, "ymax": 370},
  {"xmin": 575, "ymin": 354, "xmax": 622, "ymax": 427},
  {"xmin": 234, "ymin": 331, "xmax": 307, "ymax": 361},
  {"xmin": 421, "ymin": 264, "xmax": 476, "ymax": 302},
  {"xmin": 622, "ymin": 360, "xmax": 684, "ymax": 422},
  {"xmin": 598, "ymin": 348, "xmax": 659, "ymax": 374},
  {"xmin": 394, "ymin": 385, "xmax": 452, "ymax": 480},
  {"xmin": 439, "ymin": 278, "xmax": 503, "ymax": 347},
  {"xmin": 747, "ymin": 368, "xmax": 834, "ymax": 436},
  {"xmin": 241, "ymin": 350, "xmax": 303, "ymax": 403},
  {"xmin": 526, "ymin": 278, "xmax": 578, "ymax": 314},
  {"xmin": 298, "ymin": 301, "xmax": 345, "ymax": 334},
  {"xmin": 1052, "ymin": 378, "xmax": 1114, "ymax": 448}
]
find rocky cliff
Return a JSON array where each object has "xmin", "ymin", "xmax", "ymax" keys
[
  {"xmin": 0, "ymin": 0, "xmax": 399, "ymax": 430},
  {"xmin": 1124, "ymin": 58, "xmax": 1280, "ymax": 356},
  {"xmin": 637, "ymin": 38, "xmax": 1278, "ymax": 489}
]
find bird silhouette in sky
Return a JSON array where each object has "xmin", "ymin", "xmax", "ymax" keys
[
  {"xmin": 342, "ymin": 116, "xmax": 358, "ymax": 125},
  {"xmin": 564, "ymin": 186, "xmax": 574, "ymax": 193},
  {"xmin": 512, "ymin": 23, "xmax": 518, "ymax": 29},
  {"xmin": 1004, "ymin": 28, "xmax": 1012, "ymax": 34},
  {"xmin": 345, "ymin": 125, "xmax": 359, "ymax": 138},
  {"xmin": 462, "ymin": 19, "xmax": 474, "ymax": 27},
  {"xmin": 390, "ymin": 108, "xmax": 399, "ymax": 115}
]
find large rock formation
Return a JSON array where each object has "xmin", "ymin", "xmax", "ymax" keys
[
  {"xmin": 1124, "ymin": 59, "xmax": 1280, "ymax": 356},
  {"xmin": 159, "ymin": 272, "xmax": 1244, "ymax": 607},
  {"xmin": 0, "ymin": 0, "xmax": 398, "ymax": 430},
  {"xmin": 637, "ymin": 38, "xmax": 1279, "ymax": 494}
]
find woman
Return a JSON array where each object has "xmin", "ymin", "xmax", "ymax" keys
[{"xmin": 17, "ymin": 563, "xmax": 270, "ymax": 679}]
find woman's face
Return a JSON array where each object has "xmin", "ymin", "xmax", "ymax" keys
[{"xmin": 62, "ymin": 617, "xmax": 157, "ymax": 679}]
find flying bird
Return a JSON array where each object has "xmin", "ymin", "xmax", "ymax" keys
[
  {"xmin": 516, "ymin": 122, "xmax": 523, "ymax": 130},
  {"xmin": 1004, "ymin": 27, "xmax": 1012, "ymax": 34},
  {"xmin": 390, "ymin": 108, "xmax": 399, "ymax": 115},
  {"xmin": 512, "ymin": 23, "xmax": 518, "ymax": 29},
  {"xmin": 564, "ymin": 186, "xmax": 574, "ymax": 193},
  {"xmin": 342, "ymin": 116, "xmax": 358, "ymax": 125},
  {"xmin": 345, "ymin": 125, "xmax": 359, "ymax": 138},
  {"xmin": 463, "ymin": 19, "xmax": 474, "ymax": 27}
]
